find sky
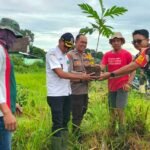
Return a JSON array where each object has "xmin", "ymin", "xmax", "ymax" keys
[{"xmin": 0, "ymin": 0, "xmax": 150, "ymax": 54}]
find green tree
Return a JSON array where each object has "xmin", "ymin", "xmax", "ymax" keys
[
  {"xmin": 20, "ymin": 29, "xmax": 34, "ymax": 43},
  {"xmin": 30, "ymin": 46, "xmax": 46, "ymax": 60},
  {"xmin": 78, "ymin": 0, "xmax": 128, "ymax": 52},
  {"xmin": 97, "ymin": 51, "xmax": 103, "ymax": 60}
]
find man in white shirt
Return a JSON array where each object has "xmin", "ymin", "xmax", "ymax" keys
[{"xmin": 46, "ymin": 33, "xmax": 95, "ymax": 150}]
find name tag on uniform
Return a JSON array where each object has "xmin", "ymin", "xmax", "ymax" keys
[{"xmin": 73, "ymin": 59, "xmax": 81, "ymax": 66}]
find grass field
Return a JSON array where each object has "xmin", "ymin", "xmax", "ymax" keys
[{"xmin": 12, "ymin": 72, "xmax": 150, "ymax": 150}]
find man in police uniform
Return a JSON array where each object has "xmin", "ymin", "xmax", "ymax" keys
[
  {"xmin": 100, "ymin": 29, "xmax": 150, "ymax": 84},
  {"xmin": 46, "ymin": 33, "xmax": 95, "ymax": 150},
  {"xmin": 67, "ymin": 34, "xmax": 91, "ymax": 135}
]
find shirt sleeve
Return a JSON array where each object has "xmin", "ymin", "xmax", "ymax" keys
[
  {"xmin": 0, "ymin": 46, "xmax": 4, "ymax": 72},
  {"xmin": 0, "ymin": 87, "xmax": 5, "ymax": 104},
  {"xmin": 0, "ymin": 46, "xmax": 6, "ymax": 104},
  {"xmin": 101, "ymin": 53, "xmax": 108, "ymax": 65},
  {"xmin": 46, "ymin": 51, "xmax": 61, "ymax": 69},
  {"xmin": 135, "ymin": 51, "xmax": 149, "ymax": 67}
]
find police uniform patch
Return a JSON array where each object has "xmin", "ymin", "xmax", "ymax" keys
[
  {"xmin": 136, "ymin": 55, "xmax": 144, "ymax": 64},
  {"xmin": 135, "ymin": 51, "xmax": 148, "ymax": 67}
]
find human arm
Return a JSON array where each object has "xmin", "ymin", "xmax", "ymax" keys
[
  {"xmin": 0, "ymin": 104, "xmax": 16, "ymax": 131},
  {"xmin": 123, "ymin": 70, "xmax": 136, "ymax": 91},
  {"xmin": 123, "ymin": 53, "xmax": 136, "ymax": 91},
  {"xmin": 100, "ymin": 60, "xmax": 140, "ymax": 80},
  {"xmin": 0, "ymin": 47, "xmax": 16, "ymax": 131},
  {"xmin": 15, "ymin": 103, "xmax": 23, "ymax": 116},
  {"xmin": 53, "ymin": 68, "xmax": 95, "ymax": 81},
  {"xmin": 47, "ymin": 51, "xmax": 96, "ymax": 81}
]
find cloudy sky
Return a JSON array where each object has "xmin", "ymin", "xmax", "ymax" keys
[{"xmin": 0, "ymin": 0, "xmax": 150, "ymax": 54}]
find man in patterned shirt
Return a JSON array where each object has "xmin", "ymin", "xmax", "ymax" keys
[{"xmin": 67, "ymin": 34, "xmax": 91, "ymax": 136}]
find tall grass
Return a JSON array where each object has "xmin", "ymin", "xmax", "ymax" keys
[
  {"xmin": 12, "ymin": 73, "xmax": 150, "ymax": 150},
  {"xmin": 12, "ymin": 72, "xmax": 52, "ymax": 150}
]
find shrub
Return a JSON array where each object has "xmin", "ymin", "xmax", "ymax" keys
[{"xmin": 11, "ymin": 55, "xmax": 45, "ymax": 73}]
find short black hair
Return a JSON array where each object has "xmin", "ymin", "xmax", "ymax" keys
[
  {"xmin": 132, "ymin": 29, "xmax": 149, "ymax": 38},
  {"xmin": 75, "ymin": 33, "xmax": 85, "ymax": 41}
]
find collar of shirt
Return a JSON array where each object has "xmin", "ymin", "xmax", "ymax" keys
[
  {"xmin": 74, "ymin": 49, "xmax": 86, "ymax": 55},
  {"xmin": 111, "ymin": 49, "xmax": 123, "ymax": 54}
]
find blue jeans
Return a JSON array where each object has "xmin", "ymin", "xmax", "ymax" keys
[{"xmin": 0, "ymin": 117, "xmax": 11, "ymax": 150}]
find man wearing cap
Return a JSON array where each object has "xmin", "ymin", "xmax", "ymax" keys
[
  {"xmin": 67, "ymin": 34, "xmax": 91, "ymax": 136},
  {"xmin": 0, "ymin": 18, "xmax": 23, "ymax": 150},
  {"xmin": 100, "ymin": 32, "xmax": 135, "ymax": 135},
  {"xmin": 46, "ymin": 32, "xmax": 95, "ymax": 150}
]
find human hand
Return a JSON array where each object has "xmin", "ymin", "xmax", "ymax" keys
[
  {"xmin": 15, "ymin": 103, "xmax": 23, "ymax": 116},
  {"xmin": 99, "ymin": 72, "xmax": 110, "ymax": 81},
  {"xmin": 3, "ymin": 111, "xmax": 17, "ymax": 131},
  {"xmin": 81, "ymin": 72, "xmax": 98, "ymax": 81},
  {"xmin": 123, "ymin": 83, "xmax": 131, "ymax": 92}
]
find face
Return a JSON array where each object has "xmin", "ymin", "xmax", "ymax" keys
[
  {"xmin": 3, "ymin": 29, "xmax": 17, "ymax": 49},
  {"xmin": 110, "ymin": 38, "xmax": 123, "ymax": 51},
  {"xmin": 132, "ymin": 34, "xmax": 149, "ymax": 51},
  {"xmin": 75, "ymin": 35, "xmax": 87, "ymax": 53},
  {"xmin": 59, "ymin": 40, "xmax": 71, "ymax": 53}
]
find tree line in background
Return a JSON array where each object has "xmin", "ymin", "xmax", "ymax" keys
[{"xmin": 17, "ymin": 28, "xmax": 104, "ymax": 63}]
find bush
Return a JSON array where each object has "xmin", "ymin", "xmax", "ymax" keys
[
  {"xmin": 11, "ymin": 55, "xmax": 25, "ymax": 66},
  {"xmin": 11, "ymin": 55, "xmax": 45, "ymax": 73},
  {"xmin": 30, "ymin": 46, "xmax": 46, "ymax": 61}
]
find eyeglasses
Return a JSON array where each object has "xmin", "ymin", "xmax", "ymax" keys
[{"xmin": 132, "ymin": 39, "xmax": 146, "ymax": 45}]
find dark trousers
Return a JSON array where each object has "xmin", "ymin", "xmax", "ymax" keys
[
  {"xmin": 71, "ymin": 94, "xmax": 88, "ymax": 132},
  {"xmin": 47, "ymin": 96, "xmax": 71, "ymax": 137}
]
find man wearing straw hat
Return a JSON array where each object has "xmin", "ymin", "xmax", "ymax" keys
[{"xmin": 100, "ymin": 32, "xmax": 135, "ymax": 135}]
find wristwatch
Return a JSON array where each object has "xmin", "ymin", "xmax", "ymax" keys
[{"xmin": 110, "ymin": 72, "xmax": 115, "ymax": 77}]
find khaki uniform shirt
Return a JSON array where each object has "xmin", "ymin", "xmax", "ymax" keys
[{"xmin": 67, "ymin": 49, "xmax": 90, "ymax": 95}]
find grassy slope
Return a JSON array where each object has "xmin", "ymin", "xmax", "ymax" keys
[{"xmin": 12, "ymin": 73, "xmax": 150, "ymax": 150}]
